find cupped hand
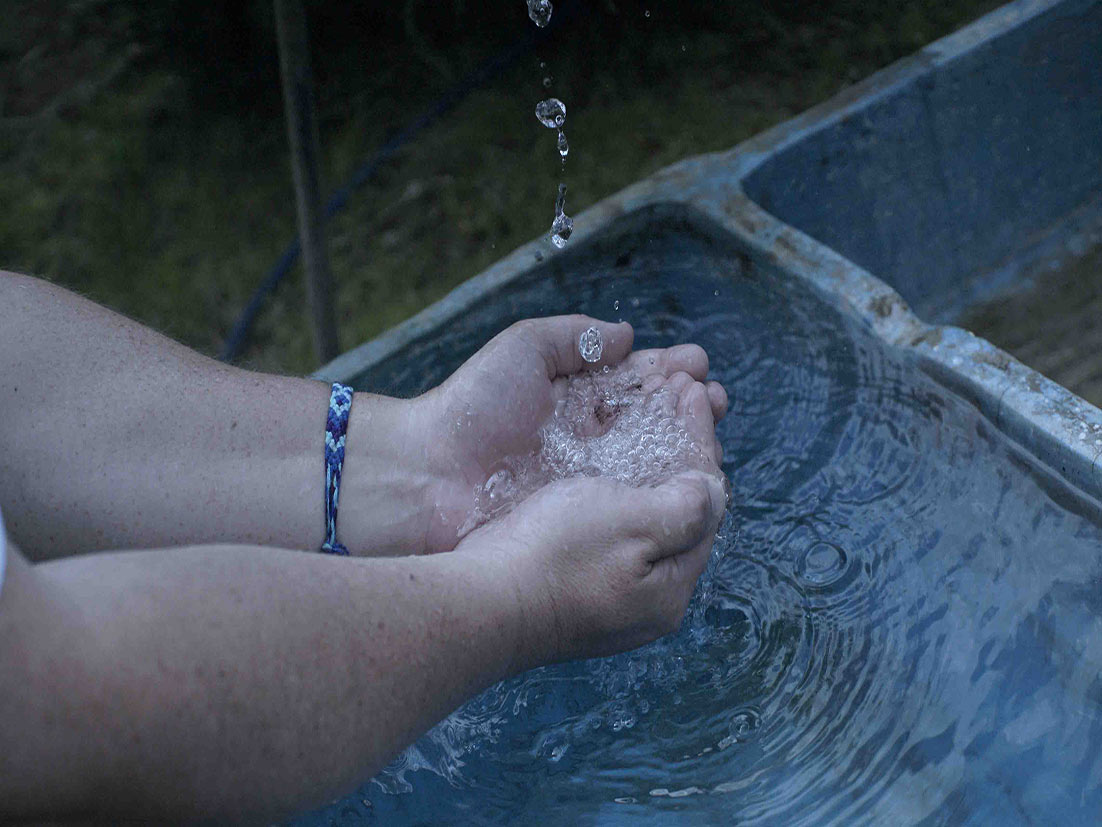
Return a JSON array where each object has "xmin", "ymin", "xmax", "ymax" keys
[
  {"xmin": 415, "ymin": 316, "xmax": 729, "ymax": 552},
  {"xmin": 460, "ymin": 471, "xmax": 728, "ymax": 669}
]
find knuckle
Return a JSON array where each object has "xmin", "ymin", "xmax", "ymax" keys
[
  {"xmin": 510, "ymin": 318, "xmax": 539, "ymax": 338},
  {"xmin": 683, "ymin": 482, "xmax": 711, "ymax": 529}
]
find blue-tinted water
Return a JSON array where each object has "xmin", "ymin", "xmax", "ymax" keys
[{"xmin": 297, "ymin": 210, "xmax": 1102, "ymax": 825}]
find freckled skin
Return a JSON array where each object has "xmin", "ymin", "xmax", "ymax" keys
[{"xmin": 0, "ymin": 274, "xmax": 728, "ymax": 821}]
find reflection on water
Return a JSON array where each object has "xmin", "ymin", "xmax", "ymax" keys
[{"xmin": 297, "ymin": 215, "xmax": 1102, "ymax": 825}]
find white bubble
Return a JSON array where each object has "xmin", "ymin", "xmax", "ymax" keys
[{"xmin": 459, "ymin": 365, "xmax": 715, "ymax": 535}]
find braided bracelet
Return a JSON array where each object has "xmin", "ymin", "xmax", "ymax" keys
[{"xmin": 321, "ymin": 382, "xmax": 354, "ymax": 555}]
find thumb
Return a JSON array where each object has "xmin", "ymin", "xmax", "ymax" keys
[
  {"xmin": 633, "ymin": 471, "xmax": 727, "ymax": 561},
  {"xmin": 512, "ymin": 316, "xmax": 634, "ymax": 378}
]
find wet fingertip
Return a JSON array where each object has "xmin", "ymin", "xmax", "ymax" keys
[
  {"xmin": 603, "ymin": 320, "xmax": 634, "ymax": 365},
  {"xmin": 706, "ymin": 381, "xmax": 729, "ymax": 419},
  {"xmin": 703, "ymin": 473, "xmax": 728, "ymax": 521},
  {"xmin": 677, "ymin": 343, "xmax": 710, "ymax": 379}
]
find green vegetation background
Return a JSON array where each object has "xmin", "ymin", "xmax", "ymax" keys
[{"xmin": 0, "ymin": 0, "xmax": 1000, "ymax": 375}]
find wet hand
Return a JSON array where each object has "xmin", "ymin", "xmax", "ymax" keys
[
  {"xmin": 416, "ymin": 315, "xmax": 729, "ymax": 551},
  {"xmin": 461, "ymin": 471, "xmax": 728, "ymax": 668}
]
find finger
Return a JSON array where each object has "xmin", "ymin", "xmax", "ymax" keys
[
  {"xmin": 623, "ymin": 344, "xmax": 709, "ymax": 381},
  {"xmin": 666, "ymin": 371, "xmax": 696, "ymax": 398},
  {"xmin": 656, "ymin": 535, "xmax": 715, "ymax": 601},
  {"xmin": 647, "ymin": 533, "xmax": 717, "ymax": 637},
  {"xmin": 631, "ymin": 472, "xmax": 726, "ymax": 561},
  {"xmin": 678, "ymin": 382, "xmax": 724, "ymax": 468},
  {"xmin": 512, "ymin": 316, "xmax": 633, "ymax": 379},
  {"xmin": 706, "ymin": 381, "xmax": 729, "ymax": 422}
]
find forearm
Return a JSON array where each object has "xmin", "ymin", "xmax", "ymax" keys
[
  {"xmin": 0, "ymin": 542, "xmax": 520, "ymax": 821},
  {"xmin": 0, "ymin": 272, "xmax": 437, "ymax": 558}
]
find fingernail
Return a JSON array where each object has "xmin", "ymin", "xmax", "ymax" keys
[{"xmin": 703, "ymin": 474, "xmax": 727, "ymax": 518}]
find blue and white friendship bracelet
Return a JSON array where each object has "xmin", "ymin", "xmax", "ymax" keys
[{"xmin": 321, "ymin": 382, "xmax": 354, "ymax": 555}]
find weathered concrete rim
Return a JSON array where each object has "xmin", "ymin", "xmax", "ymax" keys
[{"xmin": 315, "ymin": 0, "xmax": 1102, "ymax": 505}]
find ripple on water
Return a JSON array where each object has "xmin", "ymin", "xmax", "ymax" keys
[{"xmin": 298, "ymin": 224, "xmax": 1102, "ymax": 826}]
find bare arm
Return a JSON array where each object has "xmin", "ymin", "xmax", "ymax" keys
[
  {"xmin": 0, "ymin": 536, "xmax": 519, "ymax": 821},
  {"xmin": 0, "ymin": 272, "xmax": 439, "ymax": 559},
  {"xmin": 0, "ymin": 274, "xmax": 727, "ymax": 559},
  {"xmin": 0, "ymin": 472, "xmax": 726, "ymax": 822}
]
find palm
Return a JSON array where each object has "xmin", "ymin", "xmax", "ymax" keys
[{"xmin": 418, "ymin": 317, "xmax": 727, "ymax": 552}]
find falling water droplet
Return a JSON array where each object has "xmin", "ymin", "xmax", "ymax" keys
[
  {"xmin": 543, "ymin": 76, "xmax": 552, "ymax": 89},
  {"xmin": 535, "ymin": 98, "xmax": 566, "ymax": 129},
  {"xmin": 550, "ymin": 182, "xmax": 573, "ymax": 248},
  {"xmin": 613, "ymin": 299, "xmax": 620, "ymax": 310},
  {"xmin": 644, "ymin": 9, "xmax": 651, "ymax": 17},
  {"xmin": 551, "ymin": 214, "xmax": 573, "ymax": 248},
  {"xmin": 579, "ymin": 326, "xmax": 603, "ymax": 363},
  {"xmin": 527, "ymin": 0, "xmax": 553, "ymax": 27},
  {"xmin": 557, "ymin": 129, "xmax": 569, "ymax": 158}
]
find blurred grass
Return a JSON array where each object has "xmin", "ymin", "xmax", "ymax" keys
[{"xmin": 0, "ymin": 0, "xmax": 1002, "ymax": 375}]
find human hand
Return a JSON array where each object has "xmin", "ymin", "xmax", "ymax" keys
[
  {"xmin": 461, "ymin": 471, "xmax": 728, "ymax": 669},
  {"xmin": 415, "ymin": 315, "xmax": 729, "ymax": 551}
]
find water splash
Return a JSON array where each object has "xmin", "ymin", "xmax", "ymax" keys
[
  {"xmin": 459, "ymin": 365, "xmax": 709, "ymax": 534},
  {"xmin": 526, "ymin": 0, "xmax": 552, "ymax": 27},
  {"xmin": 550, "ymin": 182, "xmax": 573, "ymax": 248}
]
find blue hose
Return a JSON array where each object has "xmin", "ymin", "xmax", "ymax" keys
[{"xmin": 220, "ymin": 3, "xmax": 581, "ymax": 363}]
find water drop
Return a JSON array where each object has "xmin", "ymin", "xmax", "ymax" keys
[
  {"xmin": 551, "ymin": 213, "xmax": 573, "ymax": 248},
  {"xmin": 718, "ymin": 708, "xmax": 761, "ymax": 748},
  {"xmin": 644, "ymin": 9, "xmax": 651, "ymax": 17},
  {"xmin": 579, "ymin": 326, "xmax": 603, "ymax": 363},
  {"xmin": 527, "ymin": 0, "xmax": 553, "ymax": 27},
  {"xmin": 543, "ymin": 75, "xmax": 552, "ymax": 88},
  {"xmin": 535, "ymin": 98, "xmax": 566, "ymax": 128},
  {"xmin": 613, "ymin": 299, "xmax": 620, "ymax": 310},
  {"xmin": 557, "ymin": 129, "xmax": 569, "ymax": 158},
  {"xmin": 550, "ymin": 182, "xmax": 573, "ymax": 248}
]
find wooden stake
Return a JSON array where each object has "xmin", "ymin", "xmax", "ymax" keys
[{"xmin": 274, "ymin": 0, "xmax": 340, "ymax": 363}]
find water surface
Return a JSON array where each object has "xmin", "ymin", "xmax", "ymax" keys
[{"xmin": 298, "ymin": 211, "xmax": 1102, "ymax": 825}]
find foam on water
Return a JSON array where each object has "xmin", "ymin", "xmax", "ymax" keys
[{"xmin": 460, "ymin": 365, "xmax": 709, "ymax": 535}]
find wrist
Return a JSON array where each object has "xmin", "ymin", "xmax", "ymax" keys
[
  {"xmin": 422, "ymin": 546, "xmax": 530, "ymax": 683},
  {"xmin": 453, "ymin": 524, "xmax": 559, "ymax": 676},
  {"xmin": 334, "ymin": 392, "xmax": 443, "ymax": 556}
]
